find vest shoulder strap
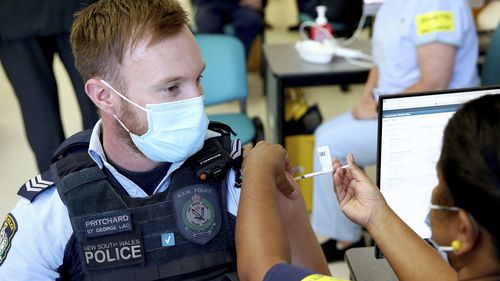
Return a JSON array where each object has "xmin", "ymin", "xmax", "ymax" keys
[
  {"xmin": 208, "ymin": 121, "xmax": 237, "ymax": 137},
  {"xmin": 17, "ymin": 129, "xmax": 93, "ymax": 202},
  {"xmin": 51, "ymin": 129, "xmax": 92, "ymax": 163},
  {"xmin": 208, "ymin": 121, "xmax": 242, "ymax": 173}
]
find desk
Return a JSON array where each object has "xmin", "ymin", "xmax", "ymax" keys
[
  {"xmin": 344, "ymin": 247, "xmax": 398, "ymax": 281},
  {"xmin": 263, "ymin": 40, "xmax": 371, "ymax": 145}
]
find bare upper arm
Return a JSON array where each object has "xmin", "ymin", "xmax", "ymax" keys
[{"xmin": 416, "ymin": 42, "xmax": 456, "ymax": 90}]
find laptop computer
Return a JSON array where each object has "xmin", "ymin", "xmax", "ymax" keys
[{"xmin": 375, "ymin": 86, "xmax": 500, "ymax": 256}]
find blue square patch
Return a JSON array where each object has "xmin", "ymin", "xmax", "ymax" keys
[{"xmin": 161, "ymin": 233, "xmax": 175, "ymax": 247}]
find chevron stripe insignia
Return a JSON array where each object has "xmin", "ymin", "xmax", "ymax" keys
[
  {"xmin": 17, "ymin": 169, "xmax": 54, "ymax": 202},
  {"xmin": 230, "ymin": 139, "xmax": 242, "ymax": 159},
  {"xmin": 230, "ymin": 139, "xmax": 243, "ymax": 188}
]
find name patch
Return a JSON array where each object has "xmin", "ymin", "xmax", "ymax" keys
[
  {"xmin": 416, "ymin": 11, "xmax": 454, "ymax": 36},
  {"xmin": 83, "ymin": 210, "xmax": 132, "ymax": 238},
  {"xmin": 82, "ymin": 232, "xmax": 144, "ymax": 270},
  {"xmin": 0, "ymin": 214, "xmax": 18, "ymax": 266}
]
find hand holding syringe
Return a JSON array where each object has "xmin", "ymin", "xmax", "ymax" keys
[{"xmin": 293, "ymin": 145, "xmax": 349, "ymax": 181}]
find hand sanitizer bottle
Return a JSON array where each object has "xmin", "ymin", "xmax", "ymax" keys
[{"xmin": 310, "ymin": 5, "xmax": 333, "ymax": 42}]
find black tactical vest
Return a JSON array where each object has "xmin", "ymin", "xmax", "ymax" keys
[{"xmin": 51, "ymin": 124, "xmax": 241, "ymax": 281}]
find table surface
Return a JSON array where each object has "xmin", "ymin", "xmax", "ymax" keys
[
  {"xmin": 263, "ymin": 40, "xmax": 372, "ymax": 77},
  {"xmin": 344, "ymin": 247, "xmax": 399, "ymax": 281}
]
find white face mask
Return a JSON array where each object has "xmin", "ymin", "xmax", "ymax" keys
[
  {"xmin": 424, "ymin": 204, "xmax": 466, "ymax": 264},
  {"xmin": 101, "ymin": 80, "xmax": 208, "ymax": 163},
  {"xmin": 424, "ymin": 238, "xmax": 451, "ymax": 264}
]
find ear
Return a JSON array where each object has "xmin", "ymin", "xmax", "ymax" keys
[
  {"xmin": 85, "ymin": 78, "xmax": 117, "ymax": 116},
  {"xmin": 453, "ymin": 210, "xmax": 478, "ymax": 255}
]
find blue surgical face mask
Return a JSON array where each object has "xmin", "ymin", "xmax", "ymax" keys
[{"xmin": 101, "ymin": 80, "xmax": 208, "ymax": 163}]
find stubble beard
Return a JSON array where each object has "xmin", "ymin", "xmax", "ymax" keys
[{"xmin": 115, "ymin": 99, "xmax": 148, "ymax": 156}]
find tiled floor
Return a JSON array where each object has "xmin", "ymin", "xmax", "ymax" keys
[{"xmin": 0, "ymin": 0, "xmax": 376, "ymax": 279}]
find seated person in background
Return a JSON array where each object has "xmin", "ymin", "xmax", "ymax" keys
[
  {"xmin": 237, "ymin": 141, "xmax": 334, "ymax": 281},
  {"xmin": 0, "ymin": 0, "xmax": 243, "ymax": 280},
  {"xmin": 332, "ymin": 94, "xmax": 500, "ymax": 280},
  {"xmin": 237, "ymin": 94, "xmax": 500, "ymax": 281},
  {"xmin": 191, "ymin": 0, "xmax": 264, "ymax": 56},
  {"xmin": 312, "ymin": 0, "xmax": 480, "ymax": 261}
]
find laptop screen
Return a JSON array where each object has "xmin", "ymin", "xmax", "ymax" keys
[{"xmin": 376, "ymin": 87, "xmax": 500, "ymax": 238}]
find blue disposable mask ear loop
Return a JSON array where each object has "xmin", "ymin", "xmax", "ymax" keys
[
  {"xmin": 100, "ymin": 79, "xmax": 147, "ymax": 111},
  {"xmin": 100, "ymin": 79, "xmax": 147, "ymax": 134}
]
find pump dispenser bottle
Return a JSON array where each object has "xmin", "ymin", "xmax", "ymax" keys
[{"xmin": 310, "ymin": 5, "xmax": 333, "ymax": 42}]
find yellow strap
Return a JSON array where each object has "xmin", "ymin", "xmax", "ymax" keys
[
  {"xmin": 301, "ymin": 274, "xmax": 348, "ymax": 281},
  {"xmin": 416, "ymin": 11, "xmax": 454, "ymax": 36}
]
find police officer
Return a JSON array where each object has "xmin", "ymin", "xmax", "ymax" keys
[
  {"xmin": 312, "ymin": 0, "xmax": 480, "ymax": 261},
  {"xmin": 0, "ymin": 1, "xmax": 243, "ymax": 280}
]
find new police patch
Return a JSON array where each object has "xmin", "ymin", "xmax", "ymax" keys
[
  {"xmin": 173, "ymin": 185, "xmax": 222, "ymax": 245},
  {"xmin": 0, "ymin": 214, "xmax": 18, "ymax": 266}
]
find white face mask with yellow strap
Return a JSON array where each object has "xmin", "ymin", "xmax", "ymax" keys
[
  {"xmin": 424, "ymin": 204, "xmax": 476, "ymax": 263},
  {"xmin": 101, "ymin": 80, "xmax": 208, "ymax": 163}
]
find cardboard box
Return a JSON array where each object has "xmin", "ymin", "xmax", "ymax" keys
[{"xmin": 285, "ymin": 134, "xmax": 315, "ymax": 211}]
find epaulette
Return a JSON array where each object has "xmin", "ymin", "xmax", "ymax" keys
[
  {"xmin": 229, "ymin": 139, "xmax": 243, "ymax": 188},
  {"xmin": 17, "ymin": 169, "xmax": 54, "ymax": 202}
]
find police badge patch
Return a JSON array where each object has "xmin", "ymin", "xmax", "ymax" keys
[
  {"xmin": 173, "ymin": 185, "xmax": 222, "ymax": 245},
  {"xmin": 0, "ymin": 213, "xmax": 18, "ymax": 266}
]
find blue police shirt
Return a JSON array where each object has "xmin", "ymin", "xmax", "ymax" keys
[{"xmin": 0, "ymin": 120, "xmax": 241, "ymax": 280}]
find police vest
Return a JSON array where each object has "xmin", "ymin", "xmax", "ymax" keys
[{"xmin": 46, "ymin": 123, "xmax": 241, "ymax": 281}]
